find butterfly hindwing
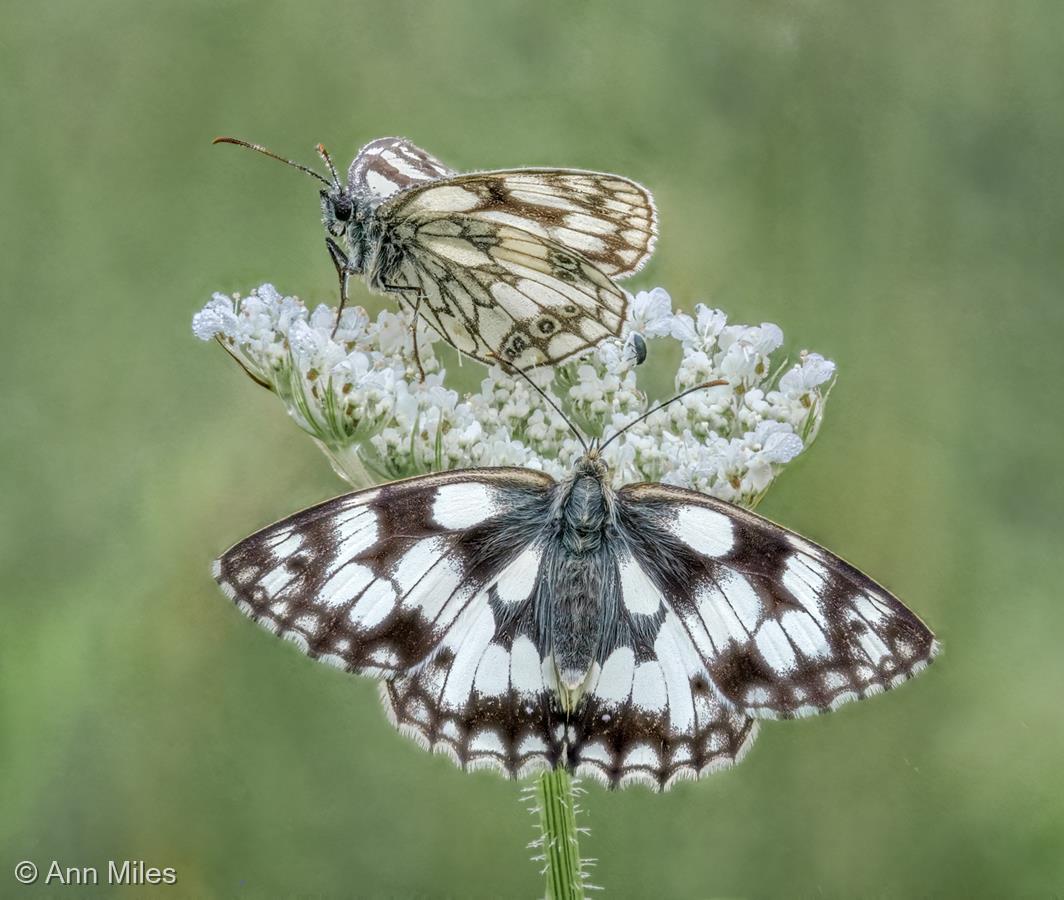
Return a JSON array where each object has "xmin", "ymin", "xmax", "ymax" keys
[
  {"xmin": 614, "ymin": 483, "xmax": 940, "ymax": 719},
  {"xmin": 393, "ymin": 215, "xmax": 627, "ymax": 368},
  {"xmin": 568, "ymin": 619, "xmax": 759, "ymax": 790},
  {"xmin": 383, "ymin": 600, "xmax": 564, "ymax": 778}
]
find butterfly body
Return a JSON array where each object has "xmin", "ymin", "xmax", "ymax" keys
[
  {"xmin": 547, "ymin": 457, "xmax": 615, "ymax": 691},
  {"xmin": 214, "ymin": 452, "xmax": 937, "ymax": 789},
  {"xmin": 217, "ymin": 135, "xmax": 657, "ymax": 368}
]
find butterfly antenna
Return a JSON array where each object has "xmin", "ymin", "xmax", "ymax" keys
[
  {"xmin": 489, "ymin": 355, "xmax": 588, "ymax": 454},
  {"xmin": 316, "ymin": 143, "xmax": 342, "ymax": 188},
  {"xmin": 212, "ymin": 136, "xmax": 332, "ymax": 187},
  {"xmin": 598, "ymin": 379, "xmax": 729, "ymax": 452}
]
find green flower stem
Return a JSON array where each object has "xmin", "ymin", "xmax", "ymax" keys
[{"xmin": 537, "ymin": 769, "xmax": 585, "ymax": 899}]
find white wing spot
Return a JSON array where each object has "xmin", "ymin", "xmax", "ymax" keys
[
  {"xmin": 623, "ymin": 744, "xmax": 659, "ymax": 768},
  {"xmin": 432, "ymin": 482, "xmax": 501, "ymax": 530},
  {"xmin": 423, "ymin": 236, "xmax": 493, "ymax": 267},
  {"xmin": 745, "ymin": 686, "xmax": 773, "ymax": 705},
  {"xmin": 823, "ymin": 670, "xmax": 851, "ymax": 691},
  {"xmin": 477, "ymin": 210, "xmax": 550, "ymax": 237},
  {"xmin": 547, "ymin": 226, "xmax": 607, "ymax": 255},
  {"xmin": 563, "ymin": 212, "xmax": 618, "ymax": 235},
  {"xmin": 473, "ymin": 643, "xmax": 511, "ymax": 697},
  {"xmin": 780, "ymin": 609, "xmax": 831, "ymax": 660},
  {"xmin": 695, "ymin": 581, "xmax": 746, "ymax": 651},
  {"xmin": 392, "ymin": 536, "xmax": 451, "ymax": 597},
  {"xmin": 508, "ymin": 189, "xmax": 582, "ymax": 211},
  {"xmin": 316, "ymin": 562, "xmax": 374, "ymax": 608},
  {"xmin": 510, "ymin": 636, "xmax": 544, "ymax": 695},
  {"xmin": 782, "ymin": 554, "xmax": 829, "ymax": 626},
  {"xmin": 547, "ymin": 332, "xmax": 585, "ymax": 359},
  {"xmin": 718, "ymin": 570, "xmax": 763, "ymax": 631},
  {"xmin": 440, "ymin": 603, "xmax": 496, "ymax": 709},
  {"xmin": 670, "ymin": 505, "xmax": 735, "ymax": 557},
  {"xmin": 594, "ymin": 647, "xmax": 635, "ymax": 704},
  {"xmin": 631, "ymin": 662, "xmax": 668, "ymax": 713},
  {"xmin": 618, "ymin": 553, "xmax": 664, "ymax": 616},
  {"xmin": 365, "ymin": 170, "xmax": 401, "ymax": 198},
  {"xmin": 519, "ymin": 734, "xmax": 548, "ymax": 754},
  {"xmin": 347, "ymin": 579, "xmax": 397, "ymax": 630},
  {"xmin": 408, "ymin": 185, "xmax": 483, "ymax": 213},
  {"xmin": 495, "ymin": 544, "xmax": 542, "ymax": 605},
  {"xmin": 335, "ymin": 510, "xmax": 379, "ymax": 560},
  {"xmin": 271, "ymin": 532, "xmax": 304, "ymax": 558},
  {"xmin": 470, "ymin": 730, "xmax": 505, "ymax": 755},
  {"xmin": 654, "ymin": 613, "xmax": 699, "ymax": 734},
  {"xmin": 580, "ymin": 742, "xmax": 613, "ymax": 764},
  {"xmin": 754, "ymin": 619, "xmax": 798, "ymax": 674},
  {"xmin": 490, "ymin": 281, "xmax": 540, "ymax": 319}
]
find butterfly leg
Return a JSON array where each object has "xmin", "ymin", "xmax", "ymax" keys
[
  {"xmin": 409, "ymin": 292, "xmax": 427, "ymax": 382},
  {"xmin": 325, "ymin": 238, "xmax": 351, "ymax": 337},
  {"xmin": 382, "ymin": 283, "xmax": 428, "ymax": 382}
]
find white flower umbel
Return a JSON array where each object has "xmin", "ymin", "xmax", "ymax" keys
[{"xmin": 193, "ymin": 285, "xmax": 835, "ymax": 506}]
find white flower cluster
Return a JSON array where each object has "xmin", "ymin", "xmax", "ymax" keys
[{"xmin": 192, "ymin": 284, "xmax": 835, "ymax": 506}]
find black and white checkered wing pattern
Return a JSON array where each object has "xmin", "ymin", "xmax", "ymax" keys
[
  {"xmin": 614, "ymin": 484, "xmax": 940, "ymax": 720},
  {"xmin": 347, "ymin": 137, "xmax": 455, "ymax": 205},
  {"xmin": 383, "ymin": 169, "xmax": 657, "ymax": 278},
  {"xmin": 213, "ymin": 468, "xmax": 563, "ymax": 776},
  {"xmin": 392, "ymin": 216, "xmax": 627, "ymax": 368},
  {"xmin": 567, "ymin": 613, "xmax": 760, "ymax": 790}
]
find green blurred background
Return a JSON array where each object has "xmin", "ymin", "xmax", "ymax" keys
[{"xmin": 3, "ymin": 1, "xmax": 1062, "ymax": 897}]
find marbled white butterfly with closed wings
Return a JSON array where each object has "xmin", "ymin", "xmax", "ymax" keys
[
  {"xmin": 213, "ymin": 386, "xmax": 938, "ymax": 790},
  {"xmin": 214, "ymin": 136, "xmax": 656, "ymax": 371}
]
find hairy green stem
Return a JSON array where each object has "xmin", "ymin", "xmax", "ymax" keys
[{"xmin": 537, "ymin": 769, "xmax": 585, "ymax": 899}]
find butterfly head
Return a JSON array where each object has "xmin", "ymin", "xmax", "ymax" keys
[
  {"xmin": 213, "ymin": 136, "xmax": 360, "ymax": 238},
  {"xmin": 320, "ymin": 188, "xmax": 357, "ymax": 238},
  {"xmin": 573, "ymin": 450, "xmax": 609, "ymax": 481}
]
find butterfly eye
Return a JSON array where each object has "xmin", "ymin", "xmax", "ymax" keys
[{"xmin": 332, "ymin": 196, "xmax": 353, "ymax": 222}]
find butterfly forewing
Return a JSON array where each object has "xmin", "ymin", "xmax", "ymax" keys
[
  {"xmin": 380, "ymin": 168, "xmax": 657, "ymax": 277},
  {"xmin": 614, "ymin": 483, "xmax": 940, "ymax": 719}
]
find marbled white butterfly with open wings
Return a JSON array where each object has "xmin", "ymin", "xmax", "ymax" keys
[
  {"xmin": 213, "ymin": 388, "xmax": 938, "ymax": 790},
  {"xmin": 214, "ymin": 136, "xmax": 656, "ymax": 371}
]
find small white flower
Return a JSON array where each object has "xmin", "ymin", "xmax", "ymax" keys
[
  {"xmin": 671, "ymin": 304, "xmax": 729, "ymax": 351},
  {"xmin": 626, "ymin": 287, "xmax": 676, "ymax": 338},
  {"xmin": 191, "ymin": 293, "xmax": 240, "ymax": 341},
  {"xmin": 779, "ymin": 351, "xmax": 836, "ymax": 396}
]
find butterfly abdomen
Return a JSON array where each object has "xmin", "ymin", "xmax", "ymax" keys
[{"xmin": 549, "ymin": 552, "xmax": 607, "ymax": 691}]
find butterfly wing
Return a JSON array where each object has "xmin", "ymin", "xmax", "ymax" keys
[
  {"xmin": 389, "ymin": 215, "xmax": 627, "ymax": 368},
  {"xmin": 347, "ymin": 137, "xmax": 455, "ymax": 205},
  {"xmin": 567, "ymin": 607, "xmax": 760, "ymax": 790},
  {"xmin": 214, "ymin": 468, "xmax": 566, "ymax": 776},
  {"xmin": 611, "ymin": 483, "xmax": 939, "ymax": 720},
  {"xmin": 380, "ymin": 168, "xmax": 657, "ymax": 278}
]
